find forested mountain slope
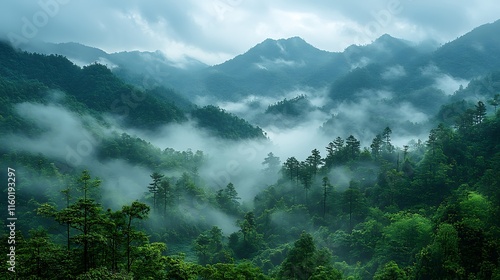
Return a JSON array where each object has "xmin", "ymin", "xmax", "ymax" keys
[
  {"xmin": 1, "ymin": 19, "xmax": 500, "ymax": 280},
  {"xmin": 0, "ymin": 41, "xmax": 265, "ymax": 139}
]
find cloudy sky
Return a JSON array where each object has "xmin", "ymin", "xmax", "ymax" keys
[{"xmin": 1, "ymin": 0, "xmax": 499, "ymax": 65}]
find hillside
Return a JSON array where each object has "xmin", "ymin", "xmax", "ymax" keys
[
  {"xmin": 0, "ymin": 41, "xmax": 187, "ymax": 130},
  {"xmin": 433, "ymin": 19, "xmax": 500, "ymax": 78},
  {"xmin": 2, "ymin": 18, "xmax": 500, "ymax": 280},
  {"xmin": 0, "ymin": 41, "xmax": 264, "ymax": 139}
]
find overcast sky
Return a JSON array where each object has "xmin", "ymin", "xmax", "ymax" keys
[{"xmin": 1, "ymin": 0, "xmax": 499, "ymax": 65}]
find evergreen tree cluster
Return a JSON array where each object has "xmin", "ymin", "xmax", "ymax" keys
[
  {"xmin": 2, "ymin": 38, "xmax": 500, "ymax": 279},
  {"xmin": 4, "ymin": 107, "xmax": 499, "ymax": 279}
]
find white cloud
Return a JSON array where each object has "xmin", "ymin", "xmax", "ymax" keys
[
  {"xmin": 382, "ymin": 65, "xmax": 406, "ymax": 80},
  {"xmin": 435, "ymin": 75, "xmax": 469, "ymax": 95},
  {"xmin": 421, "ymin": 64, "xmax": 469, "ymax": 95},
  {"xmin": 1, "ymin": 1, "xmax": 499, "ymax": 65}
]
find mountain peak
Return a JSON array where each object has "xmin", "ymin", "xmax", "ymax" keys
[
  {"xmin": 375, "ymin": 33, "xmax": 395, "ymax": 42},
  {"xmin": 373, "ymin": 34, "xmax": 409, "ymax": 46},
  {"xmin": 258, "ymin": 36, "xmax": 309, "ymax": 49},
  {"xmin": 279, "ymin": 36, "xmax": 307, "ymax": 43},
  {"xmin": 213, "ymin": 36, "xmax": 330, "ymax": 69},
  {"xmin": 252, "ymin": 36, "xmax": 327, "ymax": 57}
]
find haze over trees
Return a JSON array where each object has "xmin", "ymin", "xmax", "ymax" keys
[{"xmin": 2, "ymin": 19, "xmax": 500, "ymax": 279}]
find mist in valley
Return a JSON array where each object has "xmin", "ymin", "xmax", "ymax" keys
[
  {"xmin": 0, "ymin": 57, "xmax": 468, "ymax": 232},
  {"xmin": 2, "ymin": 5, "xmax": 500, "ymax": 277}
]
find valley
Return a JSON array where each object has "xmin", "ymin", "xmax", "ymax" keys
[{"xmin": 1, "ymin": 16, "xmax": 500, "ymax": 280}]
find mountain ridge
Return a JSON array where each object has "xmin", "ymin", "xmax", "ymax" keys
[{"xmin": 10, "ymin": 19, "xmax": 500, "ymax": 103}]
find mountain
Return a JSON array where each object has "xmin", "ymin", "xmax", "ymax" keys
[
  {"xmin": 18, "ymin": 41, "xmax": 208, "ymax": 97},
  {"xmin": 200, "ymin": 34, "xmax": 435, "ymax": 101},
  {"xmin": 343, "ymin": 34, "xmax": 427, "ymax": 68},
  {"xmin": 20, "ymin": 42, "xmax": 109, "ymax": 66},
  {"xmin": 214, "ymin": 36, "xmax": 331, "ymax": 73},
  {"xmin": 432, "ymin": 19, "xmax": 500, "ymax": 78},
  {"xmin": 16, "ymin": 18, "xmax": 500, "ymax": 105},
  {"xmin": 0, "ymin": 41, "xmax": 187, "ymax": 130},
  {"xmin": 203, "ymin": 37, "xmax": 345, "ymax": 100},
  {"xmin": 0, "ymin": 41, "xmax": 265, "ymax": 139},
  {"xmin": 4, "ymin": 19, "xmax": 500, "ymax": 280},
  {"xmin": 326, "ymin": 35, "xmax": 436, "ymax": 106},
  {"xmin": 13, "ymin": 20, "xmax": 500, "ymax": 123},
  {"xmin": 14, "ymin": 34, "xmax": 435, "ymax": 103}
]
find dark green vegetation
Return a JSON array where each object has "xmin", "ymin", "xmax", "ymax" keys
[
  {"xmin": 2, "ymin": 20, "xmax": 500, "ymax": 279},
  {"xmin": 22, "ymin": 20, "xmax": 500, "ymax": 104},
  {"xmin": 265, "ymin": 95, "xmax": 312, "ymax": 117},
  {"xmin": 3, "ymin": 100, "xmax": 500, "ymax": 279},
  {"xmin": 0, "ymin": 41, "xmax": 265, "ymax": 140},
  {"xmin": 191, "ymin": 105, "xmax": 266, "ymax": 140}
]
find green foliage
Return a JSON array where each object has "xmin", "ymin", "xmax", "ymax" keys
[
  {"xmin": 373, "ymin": 261, "xmax": 408, "ymax": 280},
  {"xmin": 130, "ymin": 242, "xmax": 168, "ymax": 279},
  {"xmin": 15, "ymin": 228, "xmax": 74, "ymax": 279},
  {"xmin": 0, "ymin": 42, "xmax": 187, "ymax": 130},
  {"xmin": 415, "ymin": 223, "xmax": 464, "ymax": 279},
  {"xmin": 191, "ymin": 105, "xmax": 266, "ymax": 140},
  {"xmin": 201, "ymin": 262, "xmax": 270, "ymax": 280},
  {"xmin": 377, "ymin": 213, "xmax": 432, "ymax": 266},
  {"xmin": 277, "ymin": 232, "xmax": 341, "ymax": 280},
  {"xmin": 75, "ymin": 267, "xmax": 133, "ymax": 280},
  {"xmin": 265, "ymin": 95, "xmax": 312, "ymax": 118},
  {"xmin": 194, "ymin": 226, "xmax": 232, "ymax": 265},
  {"xmin": 230, "ymin": 212, "xmax": 263, "ymax": 259},
  {"xmin": 97, "ymin": 132, "xmax": 204, "ymax": 172},
  {"xmin": 216, "ymin": 183, "xmax": 241, "ymax": 214},
  {"xmin": 165, "ymin": 254, "xmax": 202, "ymax": 280},
  {"xmin": 278, "ymin": 232, "xmax": 317, "ymax": 280},
  {"xmin": 308, "ymin": 266, "xmax": 343, "ymax": 280},
  {"xmin": 3, "ymin": 38, "xmax": 500, "ymax": 278}
]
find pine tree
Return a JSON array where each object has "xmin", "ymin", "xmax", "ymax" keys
[
  {"xmin": 382, "ymin": 127, "xmax": 394, "ymax": 153},
  {"xmin": 283, "ymin": 157, "xmax": 300, "ymax": 183},
  {"xmin": 299, "ymin": 161, "xmax": 313, "ymax": 204},
  {"xmin": 307, "ymin": 149, "xmax": 322, "ymax": 176},
  {"xmin": 345, "ymin": 135, "xmax": 361, "ymax": 160},
  {"xmin": 157, "ymin": 179, "xmax": 171, "ymax": 217},
  {"xmin": 322, "ymin": 177, "xmax": 330, "ymax": 218},
  {"xmin": 474, "ymin": 101, "xmax": 487, "ymax": 124},
  {"xmin": 279, "ymin": 232, "xmax": 316, "ymax": 280},
  {"xmin": 148, "ymin": 172, "xmax": 164, "ymax": 211},
  {"xmin": 122, "ymin": 201, "xmax": 150, "ymax": 273},
  {"xmin": 370, "ymin": 134, "xmax": 383, "ymax": 159},
  {"xmin": 487, "ymin": 93, "xmax": 500, "ymax": 113},
  {"xmin": 262, "ymin": 152, "xmax": 281, "ymax": 174}
]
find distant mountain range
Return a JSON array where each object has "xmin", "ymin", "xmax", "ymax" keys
[
  {"xmin": 0, "ymin": 41, "xmax": 266, "ymax": 140},
  {"xmin": 6, "ymin": 19, "xmax": 500, "ymax": 142},
  {"xmin": 17, "ymin": 20, "xmax": 500, "ymax": 105}
]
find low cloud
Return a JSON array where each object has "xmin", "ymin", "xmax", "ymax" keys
[
  {"xmin": 381, "ymin": 65, "xmax": 406, "ymax": 80},
  {"xmin": 421, "ymin": 64, "xmax": 469, "ymax": 95},
  {"xmin": 2, "ymin": 102, "xmax": 105, "ymax": 162},
  {"xmin": 434, "ymin": 74, "xmax": 468, "ymax": 95}
]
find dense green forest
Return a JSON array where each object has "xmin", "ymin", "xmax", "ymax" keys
[
  {"xmin": 2, "ymin": 24, "xmax": 500, "ymax": 279},
  {"xmin": 2, "ymin": 98, "xmax": 500, "ymax": 278},
  {"xmin": 0, "ymin": 41, "xmax": 265, "ymax": 140},
  {"xmin": 265, "ymin": 95, "xmax": 312, "ymax": 118}
]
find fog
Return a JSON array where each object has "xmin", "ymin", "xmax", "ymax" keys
[
  {"xmin": 381, "ymin": 65, "xmax": 407, "ymax": 80},
  {"xmin": 0, "ymin": 63, "xmax": 469, "ymax": 236},
  {"xmin": 213, "ymin": 86, "xmax": 432, "ymax": 151},
  {"xmin": 128, "ymin": 121, "xmax": 277, "ymax": 201},
  {"xmin": 421, "ymin": 64, "xmax": 469, "ymax": 95},
  {"xmin": 0, "ymin": 98, "xmax": 279, "ymax": 235},
  {"xmin": 1, "ymin": 101, "xmax": 153, "ymax": 206}
]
